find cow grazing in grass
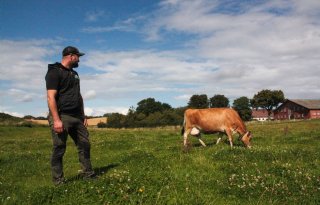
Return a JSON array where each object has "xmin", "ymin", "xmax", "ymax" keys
[{"xmin": 181, "ymin": 108, "xmax": 252, "ymax": 148}]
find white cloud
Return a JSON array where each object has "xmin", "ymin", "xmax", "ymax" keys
[
  {"xmin": 85, "ymin": 10, "xmax": 105, "ymax": 22},
  {"xmin": 8, "ymin": 89, "xmax": 34, "ymax": 102},
  {"xmin": 3, "ymin": 111, "xmax": 24, "ymax": 118},
  {"xmin": 141, "ymin": 0, "xmax": 320, "ymax": 99},
  {"xmin": 1, "ymin": 0, "xmax": 320, "ymax": 117},
  {"xmin": 0, "ymin": 39, "xmax": 59, "ymax": 89},
  {"xmin": 85, "ymin": 106, "xmax": 128, "ymax": 116},
  {"xmin": 0, "ymin": 39, "xmax": 61, "ymax": 116},
  {"xmin": 174, "ymin": 94, "xmax": 191, "ymax": 100},
  {"xmin": 81, "ymin": 25, "xmax": 131, "ymax": 33},
  {"xmin": 82, "ymin": 14, "xmax": 145, "ymax": 34},
  {"xmin": 81, "ymin": 50, "xmax": 217, "ymax": 98},
  {"xmin": 83, "ymin": 90, "xmax": 96, "ymax": 100},
  {"xmin": 0, "ymin": 105, "xmax": 24, "ymax": 118},
  {"xmin": 81, "ymin": 0, "xmax": 320, "ymax": 103}
]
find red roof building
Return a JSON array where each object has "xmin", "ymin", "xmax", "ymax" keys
[
  {"xmin": 252, "ymin": 109, "xmax": 274, "ymax": 121},
  {"xmin": 274, "ymin": 99, "xmax": 320, "ymax": 120}
]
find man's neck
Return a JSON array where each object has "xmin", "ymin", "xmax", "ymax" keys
[{"xmin": 61, "ymin": 60, "xmax": 71, "ymax": 69}]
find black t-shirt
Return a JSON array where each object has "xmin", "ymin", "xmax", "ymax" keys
[{"xmin": 45, "ymin": 63, "xmax": 83, "ymax": 115}]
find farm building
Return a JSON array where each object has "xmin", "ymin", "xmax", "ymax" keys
[
  {"xmin": 252, "ymin": 109, "xmax": 273, "ymax": 121},
  {"xmin": 273, "ymin": 99, "xmax": 320, "ymax": 120}
]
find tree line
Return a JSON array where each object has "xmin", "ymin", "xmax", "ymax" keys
[{"xmin": 100, "ymin": 89, "xmax": 284, "ymax": 128}]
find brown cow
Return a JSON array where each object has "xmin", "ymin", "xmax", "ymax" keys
[{"xmin": 181, "ymin": 108, "xmax": 252, "ymax": 148}]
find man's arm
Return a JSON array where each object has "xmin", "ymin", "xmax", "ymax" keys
[
  {"xmin": 47, "ymin": 89, "xmax": 64, "ymax": 133},
  {"xmin": 80, "ymin": 95, "xmax": 88, "ymax": 126}
]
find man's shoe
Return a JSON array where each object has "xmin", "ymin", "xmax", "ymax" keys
[
  {"xmin": 53, "ymin": 178, "xmax": 66, "ymax": 186},
  {"xmin": 78, "ymin": 170, "xmax": 97, "ymax": 179}
]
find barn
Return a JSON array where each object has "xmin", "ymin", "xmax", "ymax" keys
[
  {"xmin": 252, "ymin": 109, "xmax": 274, "ymax": 121},
  {"xmin": 273, "ymin": 99, "xmax": 320, "ymax": 120}
]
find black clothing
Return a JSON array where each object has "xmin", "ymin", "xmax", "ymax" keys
[
  {"xmin": 45, "ymin": 62, "xmax": 94, "ymax": 184},
  {"xmin": 48, "ymin": 114, "xmax": 93, "ymax": 183},
  {"xmin": 45, "ymin": 63, "xmax": 83, "ymax": 116}
]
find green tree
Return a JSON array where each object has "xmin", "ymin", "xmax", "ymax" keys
[
  {"xmin": 35, "ymin": 116, "xmax": 47, "ymax": 120},
  {"xmin": 188, "ymin": 94, "xmax": 209, "ymax": 108},
  {"xmin": 97, "ymin": 122, "xmax": 107, "ymax": 128},
  {"xmin": 23, "ymin": 115, "xmax": 35, "ymax": 119},
  {"xmin": 173, "ymin": 106, "xmax": 187, "ymax": 119},
  {"xmin": 143, "ymin": 112, "xmax": 162, "ymax": 127},
  {"xmin": 136, "ymin": 98, "xmax": 172, "ymax": 116},
  {"xmin": 159, "ymin": 110, "xmax": 182, "ymax": 126},
  {"xmin": 106, "ymin": 113, "xmax": 126, "ymax": 128},
  {"xmin": 210, "ymin": 94, "xmax": 229, "ymax": 108},
  {"xmin": 233, "ymin": 96, "xmax": 252, "ymax": 121},
  {"xmin": 123, "ymin": 106, "xmax": 136, "ymax": 127},
  {"xmin": 104, "ymin": 100, "xmax": 185, "ymax": 128},
  {"xmin": 251, "ymin": 89, "xmax": 285, "ymax": 119}
]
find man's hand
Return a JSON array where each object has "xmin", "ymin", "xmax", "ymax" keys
[
  {"xmin": 47, "ymin": 89, "xmax": 64, "ymax": 134},
  {"xmin": 53, "ymin": 119, "xmax": 64, "ymax": 134},
  {"xmin": 84, "ymin": 118, "xmax": 88, "ymax": 127}
]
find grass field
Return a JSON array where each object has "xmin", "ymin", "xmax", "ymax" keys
[{"xmin": 0, "ymin": 120, "xmax": 320, "ymax": 204}]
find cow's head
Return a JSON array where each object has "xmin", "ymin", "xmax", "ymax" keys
[{"xmin": 241, "ymin": 131, "xmax": 252, "ymax": 148}]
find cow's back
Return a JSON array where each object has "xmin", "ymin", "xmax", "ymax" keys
[{"xmin": 184, "ymin": 108, "xmax": 246, "ymax": 132}]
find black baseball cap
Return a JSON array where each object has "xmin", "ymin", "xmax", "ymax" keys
[{"xmin": 62, "ymin": 46, "xmax": 85, "ymax": 56}]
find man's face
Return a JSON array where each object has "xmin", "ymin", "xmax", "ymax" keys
[{"xmin": 70, "ymin": 54, "xmax": 80, "ymax": 68}]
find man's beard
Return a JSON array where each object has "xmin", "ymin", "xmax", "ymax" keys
[{"xmin": 71, "ymin": 62, "xmax": 79, "ymax": 68}]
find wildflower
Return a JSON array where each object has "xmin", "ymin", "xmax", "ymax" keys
[{"xmin": 138, "ymin": 187, "xmax": 144, "ymax": 193}]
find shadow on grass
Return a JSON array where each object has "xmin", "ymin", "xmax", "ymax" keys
[
  {"xmin": 67, "ymin": 163, "xmax": 119, "ymax": 182},
  {"xmin": 182, "ymin": 141, "xmax": 216, "ymax": 152},
  {"xmin": 191, "ymin": 139, "xmax": 245, "ymax": 148},
  {"xmin": 193, "ymin": 142, "xmax": 216, "ymax": 147},
  {"xmin": 94, "ymin": 163, "xmax": 119, "ymax": 175}
]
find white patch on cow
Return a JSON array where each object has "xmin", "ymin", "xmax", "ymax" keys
[{"xmin": 190, "ymin": 127, "xmax": 200, "ymax": 135}]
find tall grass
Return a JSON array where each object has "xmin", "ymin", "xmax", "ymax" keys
[{"xmin": 0, "ymin": 120, "xmax": 320, "ymax": 204}]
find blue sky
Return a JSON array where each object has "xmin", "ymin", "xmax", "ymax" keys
[{"xmin": 1, "ymin": 0, "xmax": 320, "ymax": 117}]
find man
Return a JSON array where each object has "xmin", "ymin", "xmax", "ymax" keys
[{"xmin": 45, "ymin": 46, "xmax": 95, "ymax": 185}]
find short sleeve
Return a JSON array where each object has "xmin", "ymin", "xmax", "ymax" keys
[{"xmin": 45, "ymin": 68, "xmax": 59, "ymax": 90}]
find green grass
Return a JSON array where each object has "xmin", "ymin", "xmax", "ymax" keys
[{"xmin": 0, "ymin": 120, "xmax": 320, "ymax": 204}]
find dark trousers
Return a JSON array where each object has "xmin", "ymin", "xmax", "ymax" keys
[{"xmin": 48, "ymin": 114, "xmax": 93, "ymax": 182}]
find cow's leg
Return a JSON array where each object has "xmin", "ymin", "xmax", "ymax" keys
[
  {"xmin": 225, "ymin": 128, "xmax": 233, "ymax": 148},
  {"xmin": 183, "ymin": 129, "xmax": 191, "ymax": 147},
  {"xmin": 197, "ymin": 134, "xmax": 206, "ymax": 147},
  {"xmin": 216, "ymin": 132, "xmax": 224, "ymax": 145}
]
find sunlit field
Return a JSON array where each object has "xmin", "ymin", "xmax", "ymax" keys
[{"xmin": 1, "ymin": 120, "xmax": 320, "ymax": 204}]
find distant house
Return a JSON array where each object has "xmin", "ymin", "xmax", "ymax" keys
[
  {"xmin": 273, "ymin": 99, "xmax": 320, "ymax": 120},
  {"xmin": 252, "ymin": 109, "xmax": 273, "ymax": 121}
]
